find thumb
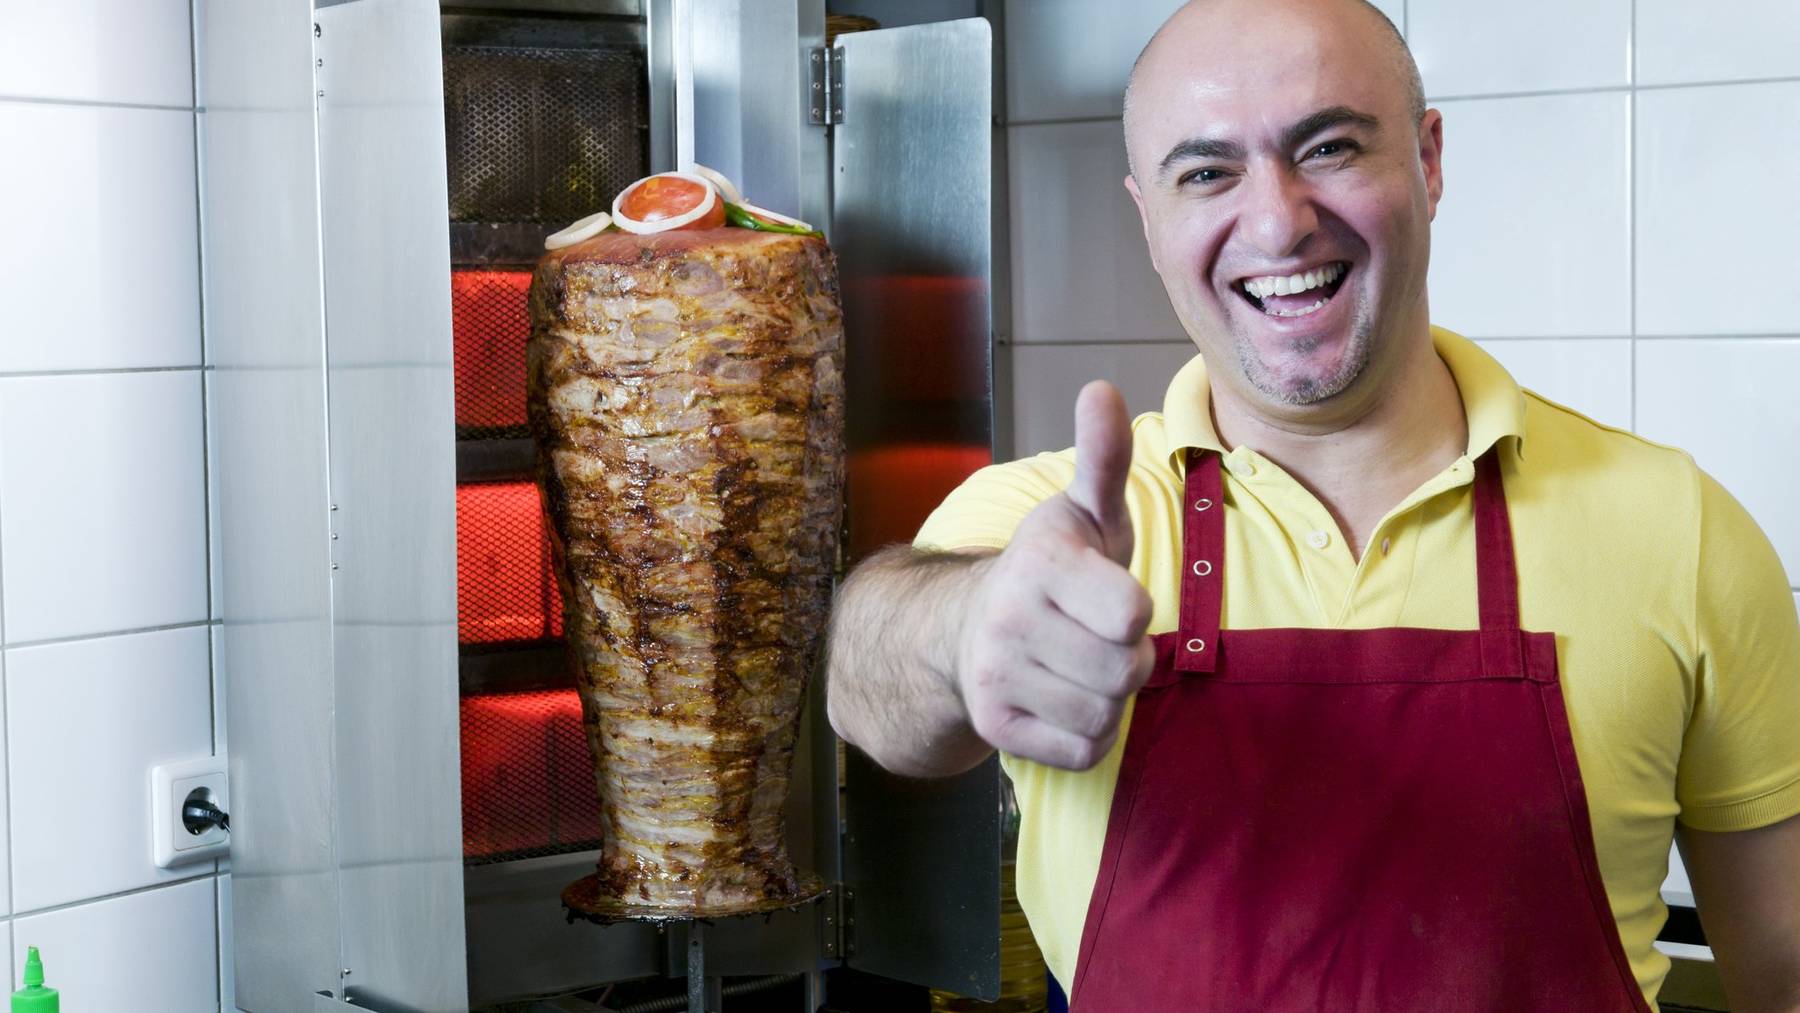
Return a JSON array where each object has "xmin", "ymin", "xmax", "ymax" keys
[{"xmin": 1067, "ymin": 380, "xmax": 1135, "ymax": 563}]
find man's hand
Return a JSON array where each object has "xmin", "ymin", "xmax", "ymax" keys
[{"xmin": 952, "ymin": 381, "xmax": 1156, "ymax": 770}]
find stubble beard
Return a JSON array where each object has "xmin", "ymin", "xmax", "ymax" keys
[{"xmin": 1233, "ymin": 296, "xmax": 1376, "ymax": 406}]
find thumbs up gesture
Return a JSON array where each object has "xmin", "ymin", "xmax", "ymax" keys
[{"xmin": 953, "ymin": 381, "xmax": 1157, "ymax": 770}]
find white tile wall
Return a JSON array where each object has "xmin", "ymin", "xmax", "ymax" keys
[
  {"xmin": 0, "ymin": 371, "xmax": 208, "ymax": 643},
  {"xmin": 218, "ymin": 872, "xmax": 234, "ymax": 1010},
  {"xmin": 1009, "ymin": 120, "xmax": 1185, "ymax": 345},
  {"xmin": 0, "ymin": 658, "xmax": 8, "ymax": 917},
  {"xmin": 1003, "ymin": 0, "xmax": 1402, "ymax": 124},
  {"xmin": 0, "ymin": 4, "xmax": 225, "ymax": 1000},
  {"xmin": 1474, "ymin": 338, "xmax": 1632, "ymax": 430},
  {"xmin": 1635, "ymin": 339, "xmax": 1800, "ymax": 583},
  {"xmin": 1636, "ymin": 82, "xmax": 1800, "ymax": 337},
  {"xmin": 1428, "ymin": 92, "xmax": 1631, "ymax": 338},
  {"xmin": 0, "ymin": 102, "xmax": 202, "ymax": 373},
  {"xmin": 1011, "ymin": 342, "xmax": 1196, "ymax": 457},
  {"xmin": 1409, "ymin": 0, "xmax": 1630, "ymax": 98},
  {"xmin": 0, "ymin": 0, "xmax": 195, "ymax": 108},
  {"xmin": 1662, "ymin": 843, "xmax": 1693, "ymax": 908},
  {"xmin": 7, "ymin": 627, "xmax": 214, "ymax": 912},
  {"xmin": 1636, "ymin": 0, "xmax": 1800, "ymax": 86},
  {"xmin": 12, "ymin": 876, "xmax": 217, "ymax": 1012},
  {"xmin": 1003, "ymin": 0, "xmax": 1183, "ymax": 122}
]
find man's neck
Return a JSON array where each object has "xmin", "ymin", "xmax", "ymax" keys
[{"xmin": 1210, "ymin": 332, "xmax": 1469, "ymax": 560}]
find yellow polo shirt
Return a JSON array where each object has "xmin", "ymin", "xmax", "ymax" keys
[{"xmin": 915, "ymin": 327, "xmax": 1800, "ymax": 1007}]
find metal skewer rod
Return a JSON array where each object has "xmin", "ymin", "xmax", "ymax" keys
[{"xmin": 686, "ymin": 921, "xmax": 723, "ymax": 1013}]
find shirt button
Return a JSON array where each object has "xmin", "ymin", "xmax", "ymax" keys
[{"xmin": 1307, "ymin": 530, "xmax": 1330, "ymax": 550}]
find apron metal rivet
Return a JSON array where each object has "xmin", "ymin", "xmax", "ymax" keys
[
  {"xmin": 1192, "ymin": 560, "xmax": 1212, "ymax": 577},
  {"xmin": 1186, "ymin": 638, "xmax": 1205, "ymax": 652},
  {"xmin": 1194, "ymin": 498, "xmax": 1213, "ymax": 511}
]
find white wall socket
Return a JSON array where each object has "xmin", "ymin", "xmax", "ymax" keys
[{"xmin": 151, "ymin": 755, "xmax": 229, "ymax": 868}]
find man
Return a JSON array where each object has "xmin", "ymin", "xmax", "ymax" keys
[{"xmin": 824, "ymin": 0, "xmax": 1800, "ymax": 1009}]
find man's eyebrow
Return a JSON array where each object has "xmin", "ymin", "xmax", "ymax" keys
[
  {"xmin": 1156, "ymin": 136, "xmax": 1247, "ymax": 181},
  {"xmin": 1155, "ymin": 106, "xmax": 1384, "ymax": 183},
  {"xmin": 1279, "ymin": 105, "xmax": 1381, "ymax": 153}
]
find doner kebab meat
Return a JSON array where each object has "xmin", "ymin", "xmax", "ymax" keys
[{"xmin": 527, "ymin": 171, "xmax": 843, "ymax": 916}]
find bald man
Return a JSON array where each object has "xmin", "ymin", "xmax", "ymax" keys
[{"xmin": 824, "ymin": 1, "xmax": 1800, "ymax": 1009}]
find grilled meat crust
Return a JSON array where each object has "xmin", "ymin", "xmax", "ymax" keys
[{"xmin": 528, "ymin": 227, "xmax": 844, "ymax": 914}]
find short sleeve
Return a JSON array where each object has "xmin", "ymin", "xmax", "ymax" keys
[
  {"xmin": 912, "ymin": 451, "xmax": 1076, "ymax": 552},
  {"xmin": 1677, "ymin": 469, "xmax": 1800, "ymax": 831}
]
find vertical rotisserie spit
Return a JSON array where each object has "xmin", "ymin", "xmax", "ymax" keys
[{"xmin": 528, "ymin": 220, "xmax": 844, "ymax": 917}]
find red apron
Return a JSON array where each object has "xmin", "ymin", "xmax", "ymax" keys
[{"xmin": 1068, "ymin": 450, "xmax": 1651, "ymax": 1012}]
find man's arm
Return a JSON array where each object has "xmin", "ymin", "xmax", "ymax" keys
[
  {"xmin": 824, "ymin": 382, "xmax": 1155, "ymax": 778},
  {"xmin": 823, "ymin": 546, "xmax": 998, "ymax": 778},
  {"xmin": 1680, "ymin": 813, "xmax": 1800, "ymax": 1012}
]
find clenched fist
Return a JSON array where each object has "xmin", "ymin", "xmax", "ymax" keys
[{"xmin": 954, "ymin": 381, "xmax": 1156, "ymax": 770}]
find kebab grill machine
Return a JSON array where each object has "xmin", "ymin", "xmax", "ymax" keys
[{"xmin": 204, "ymin": 0, "xmax": 1015, "ymax": 1009}]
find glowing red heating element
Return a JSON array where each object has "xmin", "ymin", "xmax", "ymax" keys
[
  {"xmin": 451, "ymin": 269, "xmax": 533, "ymax": 431},
  {"xmin": 848, "ymin": 443, "xmax": 992, "ymax": 562},
  {"xmin": 459, "ymin": 689, "xmax": 601, "ymax": 859},
  {"xmin": 455, "ymin": 482, "xmax": 563, "ymax": 643}
]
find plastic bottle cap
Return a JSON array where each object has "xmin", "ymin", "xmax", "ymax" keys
[{"xmin": 11, "ymin": 945, "xmax": 59, "ymax": 1013}]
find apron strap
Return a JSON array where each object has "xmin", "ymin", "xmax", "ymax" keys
[
  {"xmin": 1172, "ymin": 447, "xmax": 1527, "ymax": 678},
  {"xmin": 1473, "ymin": 449, "xmax": 1526, "ymax": 677},
  {"xmin": 1174, "ymin": 450, "xmax": 1223, "ymax": 672}
]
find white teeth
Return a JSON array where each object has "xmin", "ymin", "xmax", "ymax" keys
[
  {"xmin": 1242, "ymin": 262, "xmax": 1344, "ymax": 301},
  {"xmin": 1268, "ymin": 295, "xmax": 1330, "ymax": 318}
]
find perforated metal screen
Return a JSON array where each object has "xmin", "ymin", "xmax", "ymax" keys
[
  {"xmin": 447, "ymin": 32, "xmax": 642, "ymax": 868},
  {"xmin": 443, "ymin": 44, "xmax": 647, "ymax": 224},
  {"xmin": 452, "ymin": 269, "xmax": 532, "ymax": 439},
  {"xmin": 456, "ymin": 481, "xmax": 563, "ymax": 645},
  {"xmin": 460, "ymin": 689, "xmax": 603, "ymax": 863}
]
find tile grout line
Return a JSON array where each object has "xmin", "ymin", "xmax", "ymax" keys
[
  {"xmin": 0, "ymin": 94, "xmax": 195, "ymax": 113},
  {"xmin": 0, "ymin": 384, "xmax": 10, "ymax": 923},
  {"xmin": 0, "ymin": 365, "xmax": 205, "ymax": 380},
  {"xmin": 188, "ymin": 0, "xmax": 228, "ymax": 1000},
  {"xmin": 3, "ymin": 619, "xmax": 215, "ymax": 653},
  {"xmin": 1628, "ymin": 0, "xmax": 1638, "ymax": 432},
  {"xmin": 9, "ymin": 873, "xmax": 214, "ymax": 923},
  {"xmin": 2, "ymin": 652, "xmax": 11, "ymax": 928},
  {"xmin": 1428, "ymin": 74, "xmax": 1800, "ymax": 106}
]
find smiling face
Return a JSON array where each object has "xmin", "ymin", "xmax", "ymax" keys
[{"xmin": 1123, "ymin": 0, "xmax": 1443, "ymax": 414}]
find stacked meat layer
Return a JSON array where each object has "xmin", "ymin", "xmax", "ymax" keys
[{"xmin": 529, "ymin": 228, "xmax": 844, "ymax": 915}]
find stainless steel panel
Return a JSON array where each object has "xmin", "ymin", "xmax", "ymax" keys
[
  {"xmin": 315, "ymin": 2, "xmax": 467, "ymax": 1010},
  {"xmin": 198, "ymin": 0, "xmax": 344, "ymax": 1008},
  {"xmin": 686, "ymin": 0, "xmax": 828, "ymax": 225},
  {"xmin": 464, "ymin": 853, "xmax": 663, "ymax": 1006},
  {"xmin": 833, "ymin": 17, "xmax": 1002, "ymax": 998},
  {"xmin": 645, "ymin": 0, "xmax": 677, "ymax": 172}
]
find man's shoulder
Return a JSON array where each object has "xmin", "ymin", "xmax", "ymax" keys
[
  {"xmin": 915, "ymin": 412, "xmax": 1179, "ymax": 552},
  {"xmin": 1516, "ymin": 388, "xmax": 1700, "ymax": 494}
]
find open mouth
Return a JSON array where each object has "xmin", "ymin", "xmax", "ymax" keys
[{"xmin": 1234, "ymin": 261, "xmax": 1350, "ymax": 319}]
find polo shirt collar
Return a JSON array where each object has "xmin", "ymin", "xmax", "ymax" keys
[{"xmin": 1160, "ymin": 326, "xmax": 1528, "ymax": 474}]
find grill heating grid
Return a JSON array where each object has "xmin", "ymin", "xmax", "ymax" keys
[
  {"xmin": 444, "ymin": 44, "xmax": 647, "ymax": 225},
  {"xmin": 445, "ymin": 30, "xmax": 648, "ymax": 866}
]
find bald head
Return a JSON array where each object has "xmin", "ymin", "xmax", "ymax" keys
[{"xmin": 1123, "ymin": 0, "xmax": 1424, "ymax": 181}]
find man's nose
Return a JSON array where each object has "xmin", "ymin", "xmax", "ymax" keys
[{"xmin": 1239, "ymin": 170, "xmax": 1320, "ymax": 258}]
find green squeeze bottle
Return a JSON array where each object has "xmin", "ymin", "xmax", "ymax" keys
[{"xmin": 11, "ymin": 946, "xmax": 58, "ymax": 1012}]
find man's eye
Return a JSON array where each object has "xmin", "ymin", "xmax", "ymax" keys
[
  {"xmin": 1181, "ymin": 167, "xmax": 1228, "ymax": 186},
  {"xmin": 1308, "ymin": 140, "xmax": 1356, "ymax": 159}
]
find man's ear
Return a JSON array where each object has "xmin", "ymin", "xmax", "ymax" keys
[
  {"xmin": 1123, "ymin": 172, "xmax": 1161, "ymax": 274},
  {"xmin": 1419, "ymin": 109, "xmax": 1445, "ymax": 220}
]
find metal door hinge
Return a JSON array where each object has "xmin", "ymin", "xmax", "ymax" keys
[
  {"xmin": 821, "ymin": 883, "xmax": 855, "ymax": 958},
  {"xmin": 809, "ymin": 46, "xmax": 844, "ymax": 125}
]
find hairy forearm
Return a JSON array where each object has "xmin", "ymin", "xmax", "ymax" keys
[{"xmin": 825, "ymin": 544, "xmax": 996, "ymax": 777}]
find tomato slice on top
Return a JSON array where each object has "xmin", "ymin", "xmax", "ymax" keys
[{"xmin": 619, "ymin": 175, "xmax": 725, "ymax": 229}]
